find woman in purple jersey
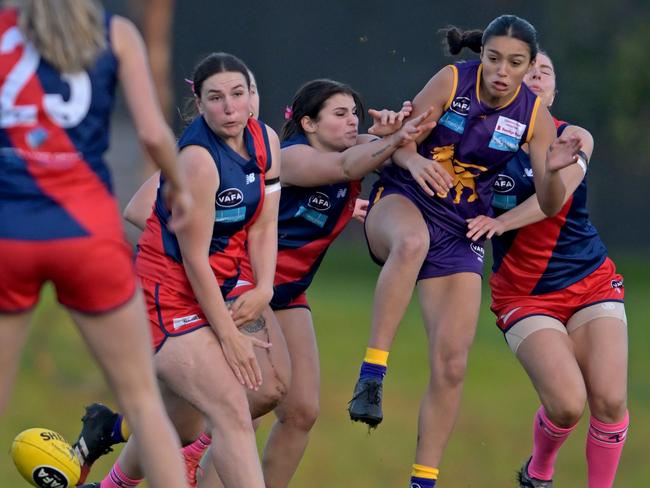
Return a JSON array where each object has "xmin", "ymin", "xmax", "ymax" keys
[
  {"xmin": 0, "ymin": 1, "xmax": 190, "ymax": 487},
  {"xmin": 467, "ymin": 51, "xmax": 628, "ymax": 488},
  {"xmin": 347, "ymin": 15, "xmax": 583, "ymax": 488}
]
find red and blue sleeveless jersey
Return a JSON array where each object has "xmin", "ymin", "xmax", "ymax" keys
[
  {"xmin": 0, "ymin": 9, "xmax": 121, "ymax": 240},
  {"xmin": 271, "ymin": 134, "xmax": 360, "ymax": 308},
  {"xmin": 379, "ymin": 60, "xmax": 541, "ymax": 237},
  {"xmin": 136, "ymin": 116, "xmax": 272, "ymax": 298},
  {"xmin": 491, "ymin": 120, "xmax": 607, "ymax": 295}
]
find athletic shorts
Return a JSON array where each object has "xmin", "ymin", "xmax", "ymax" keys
[
  {"xmin": 140, "ymin": 276, "xmax": 210, "ymax": 351},
  {"xmin": 490, "ymin": 257, "xmax": 626, "ymax": 352},
  {"xmin": 0, "ymin": 236, "xmax": 136, "ymax": 314},
  {"xmin": 230, "ymin": 257, "xmax": 311, "ymax": 312},
  {"xmin": 366, "ymin": 183, "xmax": 485, "ymax": 280}
]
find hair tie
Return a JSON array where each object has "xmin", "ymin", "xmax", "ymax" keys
[
  {"xmin": 184, "ymin": 78, "xmax": 195, "ymax": 93},
  {"xmin": 284, "ymin": 106, "xmax": 293, "ymax": 120}
]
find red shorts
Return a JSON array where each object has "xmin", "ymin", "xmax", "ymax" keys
[
  {"xmin": 491, "ymin": 257, "xmax": 624, "ymax": 332},
  {"xmin": 140, "ymin": 277, "xmax": 210, "ymax": 351},
  {"xmin": 227, "ymin": 262, "xmax": 310, "ymax": 311},
  {"xmin": 0, "ymin": 237, "xmax": 136, "ymax": 313}
]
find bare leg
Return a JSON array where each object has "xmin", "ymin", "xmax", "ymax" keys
[
  {"xmin": 514, "ymin": 320, "xmax": 587, "ymax": 481},
  {"xmin": 571, "ymin": 315, "xmax": 628, "ymax": 488},
  {"xmin": 262, "ymin": 308, "xmax": 319, "ymax": 488},
  {"xmin": 198, "ymin": 309, "xmax": 292, "ymax": 488},
  {"xmin": 570, "ymin": 316, "xmax": 627, "ymax": 423},
  {"xmin": 154, "ymin": 326, "xmax": 265, "ymax": 487},
  {"xmin": 70, "ymin": 292, "xmax": 187, "ymax": 488},
  {"xmin": 517, "ymin": 327, "xmax": 587, "ymax": 426},
  {"xmin": 415, "ymin": 273, "xmax": 480, "ymax": 468},
  {"xmin": 0, "ymin": 311, "xmax": 32, "ymax": 414},
  {"xmin": 364, "ymin": 194, "xmax": 429, "ymax": 351}
]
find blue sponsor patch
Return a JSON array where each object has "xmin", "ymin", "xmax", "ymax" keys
[
  {"xmin": 492, "ymin": 194, "xmax": 517, "ymax": 210},
  {"xmin": 488, "ymin": 131, "xmax": 520, "ymax": 152},
  {"xmin": 295, "ymin": 205, "xmax": 327, "ymax": 228},
  {"xmin": 438, "ymin": 111, "xmax": 466, "ymax": 134},
  {"xmin": 215, "ymin": 207, "xmax": 246, "ymax": 223}
]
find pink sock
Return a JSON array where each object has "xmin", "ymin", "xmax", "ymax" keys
[
  {"xmin": 181, "ymin": 432, "xmax": 212, "ymax": 461},
  {"xmin": 528, "ymin": 406, "xmax": 577, "ymax": 480},
  {"xmin": 100, "ymin": 461, "xmax": 143, "ymax": 488},
  {"xmin": 586, "ymin": 411, "xmax": 629, "ymax": 488}
]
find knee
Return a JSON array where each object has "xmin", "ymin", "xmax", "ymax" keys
[
  {"xmin": 434, "ymin": 350, "xmax": 470, "ymax": 388},
  {"xmin": 544, "ymin": 396, "xmax": 586, "ymax": 428},
  {"xmin": 392, "ymin": 233, "xmax": 429, "ymax": 263},
  {"xmin": 210, "ymin": 390, "xmax": 254, "ymax": 434},
  {"xmin": 589, "ymin": 393, "xmax": 627, "ymax": 424},
  {"xmin": 278, "ymin": 400, "xmax": 320, "ymax": 432},
  {"xmin": 253, "ymin": 376, "xmax": 290, "ymax": 417}
]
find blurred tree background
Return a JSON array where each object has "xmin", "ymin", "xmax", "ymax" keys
[{"xmin": 103, "ymin": 0, "xmax": 650, "ymax": 251}]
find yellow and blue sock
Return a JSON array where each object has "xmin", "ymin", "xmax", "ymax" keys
[
  {"xmin": 410, "ymin": 464, "xmax": 438, "ymax": 487},
  {"xmin": 110, "ymin": 415, "xmax": 130, "ymax": 444},
  {"xmin": 359, "ymin": 347, "xmax": 388, "ymax": 381}
]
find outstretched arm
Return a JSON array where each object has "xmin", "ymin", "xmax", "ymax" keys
[
  {"xmin": 467, "ymin": 125, "xmax": 594, "ymax": 241},
  {"xmin": 281, "ymin": 109, "xmax": 435, "ymax": 187},
  {"xmin": 528, "ymin": 106, "xmax": 583, "ymax": 216}
]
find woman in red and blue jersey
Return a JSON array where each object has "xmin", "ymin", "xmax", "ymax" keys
[
  {"xmin": 0, "ymin": 1, "xmax": 191, "ymax": 486},
  {"xmin": 347, "ymin": 15, "xmax": 584, "ymax": 488},
  {"xmin": 85, "ymin": 53, "xmax": 286, "ymax": 488},
  {"xmin": 467, "ymin": 51, "xmax": 628, "ymax": 488}
]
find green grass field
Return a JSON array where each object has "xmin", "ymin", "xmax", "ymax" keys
[{"xmin": 1, "ymin": 244, "xmax": 648, "ymax": 487}]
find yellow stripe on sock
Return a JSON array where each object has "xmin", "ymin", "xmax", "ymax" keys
[
  {"xmin": 411, "ymin": 464, "xmax": 439, "ymax": 479},
  {"xmin": 120, "ymin": 418, "xmax": 131, "ymax": 441},
  {"xmin": 364, "ymin": 347, "xmax": 389, "ymax": 367}
]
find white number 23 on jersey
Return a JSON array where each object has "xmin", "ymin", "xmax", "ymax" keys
[{"xmin": 0, "ymin": 26, "xmax": 91, "ymax": 129}]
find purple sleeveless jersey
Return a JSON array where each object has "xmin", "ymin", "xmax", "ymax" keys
[{"xmin": 378, "ymin": 60, "xmax": 541, "ymax": 238}]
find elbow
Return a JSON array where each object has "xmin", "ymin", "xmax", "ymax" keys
[
  {"xmin": 340, "ymin": 164, "xmax": 354, "ymax": 182},
  {"xmin": 539, "ymin": 198, "xmax": 562, "ymax": 217},
  {"xmin": 138, "ymin": 124, "xmax": 172, "ymax": 153}
]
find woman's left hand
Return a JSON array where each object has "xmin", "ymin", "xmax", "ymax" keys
[
  {"xmin": 230, "ymin": 287, "xmax": 273, "ymax": 328},
  {"xmin": 367, "ymin": 100, "xmax": 413, "ymax": 136},
  {"xmin": 466, "ymin": 215, "xmax": 506, "ymax": 241}
]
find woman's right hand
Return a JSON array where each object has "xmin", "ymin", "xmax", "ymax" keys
[
  {"xmin": 219, "ymin": 329, "xmax": 271, "ymax": 391},
  {"xmin": 404, "ymin": 153, "xmax": 454, "ymax": 197}
]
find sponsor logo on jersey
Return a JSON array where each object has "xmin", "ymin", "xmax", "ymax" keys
[
  {"xmin": 172, "ymin": 314, "xmax": 202, "ymax": 330},
  {"xmin": 489, "ymin": 116, "xmax": 527, "ymax": 152},
  {"xmin": 217, "ymin": 188, "xmax": 244, "ymax": 207},
  {"xmin": 245, "ymin": 173, "xmax": 256, "ymax": 184},
  {"xmin": 493, "ymin": 174, "xmax": 515, "ymax": 193},
  {"xmin": 337, "ymin": 188, "xmax": 348, "ymax": 198},
  {"xmin": 439, "ymin": 111, "xmax": 466, "ymax": 134},
  {"xmin": 524, "ymin": 167, "xmax": 534, "ymax": 177},
  {"xmin": 450, "ymin": 96, "xmax": 471, "ymax": 116},
  {"xmin": 308, "ymin": 192, "xmax": 331, "ymax": 211}
]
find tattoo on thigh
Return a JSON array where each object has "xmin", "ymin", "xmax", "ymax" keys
[{"xmin": 241, "ymin": 315, "xmax": 266, "ymax": 334}]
